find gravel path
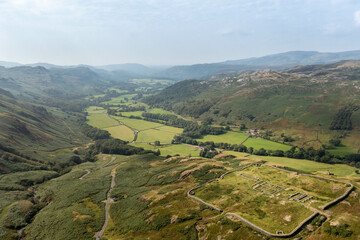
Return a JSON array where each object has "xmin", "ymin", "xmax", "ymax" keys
[
  {"xmin": 79, "ymin": 169, "xmax": 90, "ymax": 180},
  {"xmin": 95, "ymin": 166, "xmax": 117, "ymax": 240}
]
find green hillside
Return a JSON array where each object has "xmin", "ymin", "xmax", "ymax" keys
[{"xmin": 143, "ymin": 61, "xmax": 360, "ymax": 151}]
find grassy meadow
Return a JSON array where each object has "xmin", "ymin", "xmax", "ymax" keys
[
  {"xmin": 137, "ymin": 126, "xmax": 183, "ymax": 143},
  {"xmin": 104, "ymin": 125, "xmax": 135, "ymax": 142},
  {"xmin": 196, "ymin": 131, "xmax": 249, "ymax": 144},
  {"xmin": 248, "ymin": 155, "xmax": 358, "ymax": 177},
  {"xmin": 243, "ymin": 137, "xmax": 292, "ymax": 151},
  {"xmin": 114, "ymin": 116, "xmax": 163, "ymax": 131}
]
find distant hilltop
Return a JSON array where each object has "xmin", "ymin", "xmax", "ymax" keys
[{"xmin": 2, "ymin": 50, "xmax": 360, "ymax": 81}]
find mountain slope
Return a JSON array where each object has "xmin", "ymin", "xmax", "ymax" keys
[
  {"xmin": 143, "ymin": 61, "xmax": 360, "ymax": 148},
  {"xmin": 154, "ymin": 50, "xmax": 360, "ymax": 81},
  {"xmin": 0, "ymin": 66, "xmax": 107, "ymax": 100},
  {"xmin": 222, "ymin": 50, "xmax": 360, "ymax": 66},
  {"xmin": 0, "ymin": 89, "xmax": 90, "ymax": 172}
]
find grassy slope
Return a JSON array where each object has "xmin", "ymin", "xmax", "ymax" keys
[
  {"xmin": 24, "ymin": 155, "xmax": 120, "ymax": 240},
  {"xmin": 137, "ymin": 126, "xmax": 183, "ymax": 143},
  {"xmin": 243, "ymin": 137, "xmax": 292, "ymax": 151},
  {"xmin": 143, "ymin": 62, "xmax": 360, "ymax": 151},
  {"xmin": 248, "ymin": 155, "xmax": 358, "ymax": 177},
  {"xmin": 8, "ymin": 151, "xmax": 358, "ymax": 240}
]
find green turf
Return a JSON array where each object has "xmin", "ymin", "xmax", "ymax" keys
[
  {"xmin": 243, "ymin": 137, "xmax": 292, "ymax": 151},
  {"xmin": 328, "ymin": 145, "xmax": 357, "ymax": 157},
  {"xmin": 148, "ymin": 108, "xmax": 176, "ymax": 115},
  {"xmin": 196, "ymin": 131, "xmax": 291, "ymax": 151},
  {"xmin": 121, "ymin": 111, "xmax": 144, "ymax": 117},
  {"xmin": 248, "ymin": 155, "xmax": 358, "ymax": 177},
  {"xmin": 114, "ymin": 116, "xmax": 163, "ymax": 131},
  {"xmin": 87, "ymin": 112, "xmax": 118, "ymax": 129},
  {"xmin": 86, "ymin": 106, "xmax": 107, "ymax": 114},
  {"xmin": 137, "ymin": 126, "xmax": 183, "ymax": 143},
  {"xmin": 104, "ymin": 125, "xmax": 135, "ymax": 142},
  {"xmin": 196, "ymin": 131, "xmax": 249, "ymax": 145},
  {"xmin": 158, "ymin": 144, "xmax": 200, "ymax": 157}
]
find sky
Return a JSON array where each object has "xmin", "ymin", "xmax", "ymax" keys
[{"xmin": 0, "ymin": 0, "xmax": 360, "ymax": 66}]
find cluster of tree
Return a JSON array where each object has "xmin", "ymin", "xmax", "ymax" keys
[
  {"xmin": 119, "ymin": 105, "xmax": 146, "ymax": 112},
  {"xmin": 142, "ymin": 112, "xmax": 192, "ymax": 128},
  {"xmin": 199, "ymin": 146, "xmax": 218, "ymax": 158},
  {"xmin": 80, "ymin": 122, "xmax": 111, "ymax": 140},
  {"xmin": 330, "ymin": 105, "xmax": 359, "ymax": 130},
  {"xmin": 323, "ymin": 222, "xmax": 353, "ymax": 237},
  {"xmin": 172, "ymin": 135, "xmax": 360, "ymax": 168},
  {"xmin": 85, "ymin": 139, "xmax": 159, "ymax": 160},
  {"xmin": 142, "ymin": 112, "xmax": 225, "ymax": 138},
  {"xmin": 172, "ymin": 100, "xmax": 214, "ymax": 118},
  {"xmin": 329, "ymin": 138, "xmax": 341, "ymax": 147}
]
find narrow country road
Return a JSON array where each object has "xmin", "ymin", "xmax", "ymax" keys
[
  {"xmin": 102, "ymin": 156, "xmax": 116, "ymax": 168},
  {"xmin": 95, "ymin": 165, "xmax": 117, "ymax": 240},
  {"xmin": 79, "ymin": 169, "xmax": 90, "ymax": 180}
]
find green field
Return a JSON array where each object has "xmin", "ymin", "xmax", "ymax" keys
[
  {"xmin": 114, "ymin": 116, "xmax": 163, "ymax": 130},
  {"xmin": 194, "ymin": 165, "xmax": 348, "ymax": 234},
  {"xmin": 248, "ymin": 155, "xmax": 358, "ymax": 177},
  {"xmin": 243, "ymin": 137, "xmax": 292, "ymax": 151},
  {"xmin": 328, "ymin": 145, "xmax": 357, "ymax": 157},
  {"xmin": 197, "ymin": 131, "xmax": 292, "ymax": 151},
  {"xmin": 137, "ymin": 126, "xmax": 183, "ymax": 143},
  {"xmin": 104, "ymin": 125, "xmax": 135, "ymax": 142},
  {"xmin": 87, "ymin": 113, "xmax": 118, "ymax": 129},
  {"xmin": 86, "ymin": 106, "xmax": 107, "ymax": 114},
  {"xmin": 148, "ymin": 108, "xmax": 176, "ymax": 115},
  {"xmin": 86, "ymin": 107, "xmax": 119, "ymax": 129},
  {"xmin": 121, "ymin": 111, "xmax": 144, "ymax": 118},
  {"xmin": 196, "ymin": 131, "xmax": 249, "ymax": 144},
  {"xmin": 102, "ymin": 94, "xmax": 138, "ymax": 105}
]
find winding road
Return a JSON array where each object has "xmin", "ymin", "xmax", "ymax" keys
[
  {"xmin": 95, "ymin": 165, "xmax": 118, "ymax": 240},
  {"xmin": 79, "ymin": 170, "xmax": 90, "ymax": 180},
  {"xmin": 102, "ymin": 156, "xmax": 116, "ymax": 168}
]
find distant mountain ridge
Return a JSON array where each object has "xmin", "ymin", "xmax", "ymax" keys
[
  {"xmin": 221, "ymin": 50, "xmax": 360, "ymax": 66},
  {"xmin": 154, "ymin": 50, "xmax": 360, "ymax": 80},
  {"xmin": 0, "ymin": 65, "xmax": 106, "ymax": 100},
  {"xmin": 1, "ymin": 50, "xmax": 360, "ymax": 81}
]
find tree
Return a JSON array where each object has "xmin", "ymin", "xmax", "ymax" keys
[
  {"xmin": 329, "ymin": 139, "xmax": 341, "ymax": 147},
  {"xmin": 154, "ymin": 140, "xmax": 161, "ymax": 146}
]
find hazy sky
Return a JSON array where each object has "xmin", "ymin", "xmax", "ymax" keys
[{"xmin": 0, "ymin": 0, "xmax": 360, "ymax": 65}]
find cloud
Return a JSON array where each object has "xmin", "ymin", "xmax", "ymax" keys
[{"xmin": 355, "ymin": 10, "xmax": 360, "ymax": 26}]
